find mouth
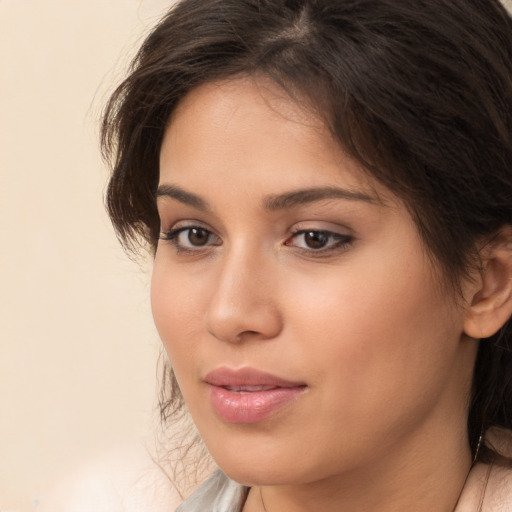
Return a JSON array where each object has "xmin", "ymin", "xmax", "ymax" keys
[
  {"xmin": 223, "ymin": 385, "xmax": 278, "ymax": 393},
  {"xmin": 204, "ymin": 367, "xmax": 307, "ymax": 424}
]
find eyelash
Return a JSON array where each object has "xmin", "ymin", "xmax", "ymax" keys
[
  {"xmin": 285, "ymin": 229, "xmax": 354, "ymax": 256},
  {"xmin": 158, "ymin": 226, "xmax": 354, "ymax": 256},
  {"xmin": 159, "ymin": 226, "xmax": 221, "ymax": 253}
]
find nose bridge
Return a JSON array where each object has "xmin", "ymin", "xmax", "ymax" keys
[{"xmin": 205, "ymin": 242, "xmax": 282, "ymax": 343}]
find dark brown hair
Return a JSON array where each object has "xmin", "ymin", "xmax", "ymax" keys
[{"xmin": 101, "ymin": 0, "xmax": 512, "ymax": 463}]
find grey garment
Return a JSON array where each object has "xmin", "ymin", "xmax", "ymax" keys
[{"xmin": 176, "ymin": 470, "xmax": 249, "ymax": 512}]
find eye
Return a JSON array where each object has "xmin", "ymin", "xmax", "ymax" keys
[
  {"xmin": 159, "ymin": 226, "xmax": 220, "ymax": 250},
  {"xmin": 285, "ymin": 229, "xmax": 353, "ymax": 253}
]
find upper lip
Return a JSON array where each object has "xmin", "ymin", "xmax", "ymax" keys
[{"xmin": 204, "ymin": 366, "xmax": 306, "ymax": 388}]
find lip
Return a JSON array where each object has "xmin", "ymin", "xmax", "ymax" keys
[{"xmin": 204, "ymin": 367, "xmax": 307, "ymax": 424}]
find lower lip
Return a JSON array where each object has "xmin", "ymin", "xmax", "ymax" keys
[{"xmin": 207, "ymin": 385, "xmax": 306, "ymax": 424}]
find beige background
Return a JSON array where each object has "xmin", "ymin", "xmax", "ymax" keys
[
  {"xmin": 1, "ymin": 0, "xmax": 512, "ymax": 511},
  {"xmin": 0, "ymin": 1, "xmax": 176, "ymax": 511}
]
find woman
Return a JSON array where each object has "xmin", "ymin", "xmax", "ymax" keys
[{"xmin": 101, "ymin": 0, "xmax": 512, "ymax": 510}]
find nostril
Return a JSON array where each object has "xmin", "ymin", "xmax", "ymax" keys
[{"xmin": 205, "ymin": 284, "xmax": 283, "ymax": 343}]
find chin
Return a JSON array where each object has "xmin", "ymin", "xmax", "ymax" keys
[{"xmin": 205, "ymin": 438, "xmax": 323, "ymax": 488}]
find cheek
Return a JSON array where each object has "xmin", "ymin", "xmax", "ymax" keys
[
  {"xmin": 285, "ymin": 249, "xmax": 437, "ymax": 349},
  {"xmin": 150, "ymin": 261, "xmax": 206, "ymax": 367},
  {"xmin": 282, "ymin": 240, "xmax": 459, "ymax": 411}
]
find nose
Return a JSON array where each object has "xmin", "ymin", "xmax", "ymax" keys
[{"xmin": 204, "ymin": 248, "xmax": 283, "ymax": 344}]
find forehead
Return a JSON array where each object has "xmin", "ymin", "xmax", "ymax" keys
[
  {"xmin": 160, "ymin": 77, "xmax": 384, "ymax": 201},
  {"xmin": 169, "ymin": 76, "xmax": 322, "ymax": 137}
]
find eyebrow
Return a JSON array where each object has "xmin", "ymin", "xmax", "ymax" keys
[
  {"xmin": 156, "ymin": 183, "xmax": 377, "ymax": 211},
  {"xmin": 263, "ymin": 186, "xmax": 377, "ymax": 210},
  {"xmin": 156, "ymin": 184, "xmax": 211, "ymax": 211}
]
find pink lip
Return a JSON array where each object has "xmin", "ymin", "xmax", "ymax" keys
[{"xmin": 204, "ymin": 367, "xmax": 307, "ymax": 424}]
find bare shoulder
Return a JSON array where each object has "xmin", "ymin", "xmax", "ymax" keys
[
  {"xmin": 485, "ymin": 428, "xmax": 512, "ymax": 512},
  {"xmin": 484, "ymin": 462, "xmax": 512, "ymax": 512},
  {"xmin": 455, "ymin": 429, "xmax": 512, "ymax": 512},
  {"xmin": 37, "ymin": 440, "xmax": 184, "ymax": 512}
]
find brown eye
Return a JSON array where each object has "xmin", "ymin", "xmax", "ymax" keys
[
  {"xmin": 303, "ymin": 231, "xmax": 329, "ymax": 249},
  {"xmin": 159, "ymin": 225, "xmax": 220, "ymax": 250},
  {"xmin": 285, "ymin": 229, "xmax": 354, "ymax": 254},
  {"xmin": 188, "ymin": 227, "xmax": 210, "ymax": 246}
]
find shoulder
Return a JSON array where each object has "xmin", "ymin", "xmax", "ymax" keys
[
  {"xmin": 484, "ymin": 462, "xmax": 512, "ymax": 512},
  {"xmin": 37, "ymin": 440, "xmax": 184, "ymax": 512},
  {"xmin": 458, "ymin": 428, "xmax": 512, "ymax": 512},
  {"xmin": 484, "ymin": 428, "xmax": 512, "ymax": 511}
]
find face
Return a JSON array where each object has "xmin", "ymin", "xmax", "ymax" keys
[{"xmin": 152, "ymin": 78, "xmax": 476, "ymax": 487}]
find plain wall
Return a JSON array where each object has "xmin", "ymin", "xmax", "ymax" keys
[
  {"xmin": 1, "ymin": 0, "xmax": 511, "ymax": 511},
  {"xmin": 0, "ymin": 1, "xmax": 175, "ymax": 510}
]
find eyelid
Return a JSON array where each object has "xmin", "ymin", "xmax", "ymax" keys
[
  {"xmin": 287, "ymin": 221, "xmax": 353, "ymax": 240},
  {"xmin": 157, "ymin": 219, "xmax": 354, "ymax": 256},
  {"xmin": 158, "ymin": 222, "xmax": 221, "ymax": 251},
  {"xmin": 284, "ymin": 224, "xmax": 355, "ymax": 255},
  {"xmin": 159, "ymin": 218, "xmax": 213, "ymax": 237}
]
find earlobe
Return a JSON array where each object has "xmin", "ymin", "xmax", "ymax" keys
[{"xmin": 464, "ymin": 226, "xmax": 512, "ymax": 340}]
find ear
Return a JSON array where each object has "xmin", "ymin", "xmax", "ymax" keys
[{"xmin": 464, "ymin": 226, "xmax": 512, "ymax": 339}]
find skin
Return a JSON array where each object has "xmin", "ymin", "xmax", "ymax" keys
[{"xmin": 152, "ymin": 77, "xmax": 480, "ymax": 512}]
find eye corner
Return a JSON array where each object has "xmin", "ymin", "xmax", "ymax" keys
[
  {"xmin": 285, "ymin": 227, "xmax": 355, "ymax": 256},
  {"xmin": 158, "ymin": 224, "xmax": 222, "ymax": 254}
]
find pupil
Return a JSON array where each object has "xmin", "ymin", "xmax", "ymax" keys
[
  {"xmin": 188, "ymin": 228, "xmax": 209, "ymax": 246},
  {"xmin": 305, "ymin": 231, "xmax": 328, "ymax": 249}
]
